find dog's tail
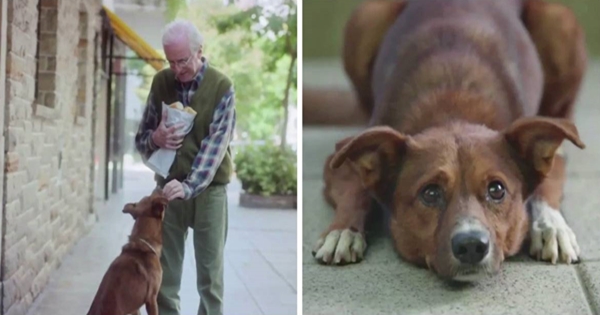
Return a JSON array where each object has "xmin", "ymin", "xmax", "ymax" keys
[{"xmin": 303, "ymin": 88, "xmax": 370, "ymax": 126}]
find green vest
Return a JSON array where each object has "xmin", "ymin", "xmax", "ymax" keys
[{"xmin": 150, "ymin": 66, "xmax": 233, "ymax": 187}]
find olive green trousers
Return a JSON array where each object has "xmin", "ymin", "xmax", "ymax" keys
[{"xmin": 156, "ymin": 185, "xmax": 228, "ymax": 315}]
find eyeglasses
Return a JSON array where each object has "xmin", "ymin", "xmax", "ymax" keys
[{"xmin": 167, "ymin": 55, "xmax": 194, "ymax": 68}]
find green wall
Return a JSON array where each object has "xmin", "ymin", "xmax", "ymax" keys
[{"xmin": 303, "ymin": 0, "xmax": 600, "ymax": 59}]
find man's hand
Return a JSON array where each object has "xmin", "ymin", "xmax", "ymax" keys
[
  {"xmin": 152, "ymin": 108, "xmax": 186, "ymax": 150},
  {"xmin": 163, "ymin": 180, "xmax": 185, "ymax": 201}
]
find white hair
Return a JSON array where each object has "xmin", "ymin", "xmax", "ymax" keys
[{"xmin": 162, "ymin": 19, "xmax": 204, "ymax": 54}]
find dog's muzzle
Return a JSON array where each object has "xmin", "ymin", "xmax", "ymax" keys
[
  {"xmin": 451, "ymin": 230, "xmax": 490, "ymax": 264},
  {"xmin": 449, "ymin": 218, "xmax": 495, "ymax": 282}
]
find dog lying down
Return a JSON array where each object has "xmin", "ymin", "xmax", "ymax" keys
[
  {"xmin": 312, "ymin": 0, "xmax": 587, "ymax": 283},
  {"xmin": 87, "ymin": 190, "xmax": 168, "ymax": 315}
]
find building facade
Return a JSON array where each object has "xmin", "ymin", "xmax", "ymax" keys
[{"xmin": 0, "ymin": 0, "xmax": 130, "ymax": 314}]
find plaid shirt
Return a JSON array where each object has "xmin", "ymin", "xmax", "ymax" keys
[{"xmin": 135, "ymin": 57, "xmax": 236, "ymax": 200}]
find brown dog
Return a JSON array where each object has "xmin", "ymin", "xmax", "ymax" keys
[
  {"xmin": 312, "ymin": 0, "xmax": 587, "ymax": 282},
  {"xmin": 87, "ymin": 190, "xmax": 168, "ymax": 315}
]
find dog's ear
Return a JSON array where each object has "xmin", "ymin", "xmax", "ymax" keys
[
  {"xmin": 504, "ymin": 117, "xmax": 585, "ymax": 175},
  {"xmin": 122, "ymin": 203, "xmax": 139, "ymax": 219},
  {"xmin": 334, "ymin": 135, "xmax": 355, "ymax": 152},
  {"xmin": 343, "ymin": 0, "xmax": 406, "ymax": 112},
  {"xmin": 331, "ymin": 126, "xmax": 408, "ymax": 189},
  {"xmin": 150, "ymin": 193, "xmax": 169, "ymax": 218}
]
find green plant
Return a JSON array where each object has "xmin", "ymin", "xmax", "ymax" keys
[{"xmin": 234, "ymin": 143, "xmax": 297, "ymax": 196}]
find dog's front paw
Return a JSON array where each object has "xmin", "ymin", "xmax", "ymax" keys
[
  {"xmin": 529, "ymin": 201, "xmax": 580, "ymax": 264},
  {"xmin": 312, "ymin": 229, "xmax": 366, "ymax": 265}
]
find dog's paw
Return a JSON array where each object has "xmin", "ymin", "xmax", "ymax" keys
[
  {"xmin": 312, "ymin": 229, "xmax": 366, "ymax": 265},
  {"xmin": 529, "ymin": 201, "xmax": 580, "ymax": 264}
]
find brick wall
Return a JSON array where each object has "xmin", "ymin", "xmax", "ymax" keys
[
  {"xmin": 2, "ymin": 0, "xmax": 103, "ymax": 314},
  {"xmin": 0, "ymin": 5, "xmax": 9, "ymax": 312}
]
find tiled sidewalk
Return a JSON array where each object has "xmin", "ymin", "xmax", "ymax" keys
[{"xmin": 26, "ymin": 167, "xmax": 297, "ymax": 315}]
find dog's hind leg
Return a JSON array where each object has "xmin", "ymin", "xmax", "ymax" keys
[
  {"xmin": 522, "ymin": 0, "xmax": 587, "ymax": 120},
  {"xmin": 342, "ymin": 0, "xmax": 406, "ymax": 116},
  {"xmin": 521, "ymin": 0, "xmax": 587, "ymax": 264},
  {"xmin": 313, "ymin": 138, "xmax": 371, "ymax": 265}
]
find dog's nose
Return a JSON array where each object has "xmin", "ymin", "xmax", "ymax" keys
[{"xmin": 451, "ymin": 231, "xmax": 489, "ymax": 264}]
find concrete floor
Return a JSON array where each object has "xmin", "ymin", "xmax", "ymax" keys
[
  {"xmin": 302, "ymin": 59, "xmax": 600, "ymax": 315},
  {"xmin": 25, "ymin": 165, "xmax": 297, "ymax": 315}
]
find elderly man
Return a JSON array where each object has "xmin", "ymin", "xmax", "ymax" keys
[{"xmin": 135, "ymin": 19, "xmax": 235, "ymax": 315}]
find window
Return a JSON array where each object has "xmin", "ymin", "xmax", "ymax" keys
[
  {"xmin": 35, "ymin": 0, "xmax": 59, "ymax": 110},
  {"xmin": 77, "ymin": 8, "xmax": 89, "ymax": 118}
]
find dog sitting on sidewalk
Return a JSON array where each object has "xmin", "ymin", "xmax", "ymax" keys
[{"xmin": 87, "ymin": 190, "xmax": 168, "ymax": 315}]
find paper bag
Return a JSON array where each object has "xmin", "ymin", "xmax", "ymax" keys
[{"xmin": 145, "ymin": 102, "xmax": 196, "ymax": 178}]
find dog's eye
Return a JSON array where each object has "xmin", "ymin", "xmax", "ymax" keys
[
  {"xmin": 487, "ymin": 181, "xmax": 506, "ymax": 202},
  {"xmin": 420, "ymin": 184, "xmax": 444, "ymax": 207}
]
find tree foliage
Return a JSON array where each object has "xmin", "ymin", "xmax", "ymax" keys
[
  {"xmin": 212, "ymin": 0, "xmax": 297, "ymax": 146},
  {"xmin": 165, "ymin": 0, "xmax": 188, "ymax": 22},
  {"xmin": 211, "ymin": 0, "xmax": 297, "ymax": 146}
]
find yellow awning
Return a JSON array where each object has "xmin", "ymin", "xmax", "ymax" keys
[{"xmin": 103, "ymin": 6, "xmax": 165, "ymax": 71}]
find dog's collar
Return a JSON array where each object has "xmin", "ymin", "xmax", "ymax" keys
[{"xmin": 136, "ymin": 237, "xmax": 158, "ymax": 256}]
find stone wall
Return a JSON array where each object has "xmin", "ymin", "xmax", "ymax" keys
[
  {"xmin": 0, "ymin": 5, "xmax": 9, "ymax": 310},
  {"xmin": 2, "ymin": 0, "xmax": 104, "ymax": 314}
]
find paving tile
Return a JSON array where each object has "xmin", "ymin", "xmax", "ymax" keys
[
  {"xmin": 562, "ymin": 178, "xmax": 600, "ymax": 261},
  {"xmin": 250, "ymin": 230, "xmax": 297, "ymax": 252},
  {"xmin": 303, "ymin": 58, "xmax": 352, "ymax": 90},
  {"xmin": 223, "ymin": 290, "xmax": 264, "ymax": 315},
  {"xmin": 252, "ymin": 290, "xmax": 297, "ymax": 315},
  {"xmin": 228, "ymin": 250, "xmax": 297, "ymax": 315},
  {"xmin": 260, "ymin": 251, "xmax": 298, "ymax": 290},
  {"xmin": 563, "ymin": 62, "xmax": 600, "ymax": 176},
  {"xmin": 230, "ymin": 251, "xmax": 292, "ymax": 288},
  {"xmin": 576, "ymin": 262, "xmax": 600, "ymax": 315},
  {"xmin": 302, "ymin": 127, "xmax": 363, "ymax": 180},
  {"xmin": 261, "ymin": 251, "xmax": 298, "ymax": 265},
  {"xmin": 228, "ymin": 206, "xmax": 298, "ymax": 232},
  {"xmin": 303, "ymin": 262, "xmax": 591, "ymax": 315},
  {"xmin": 563, "ymin": 116, "xmax": 600, "ymax": 178},
  {"xmin": 225, "ymin": 230, "xmax": 257, "ymax": 251},
  {"xmin": 275, "ymin": 263, "xmax": 298, "ymax": 291}
]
